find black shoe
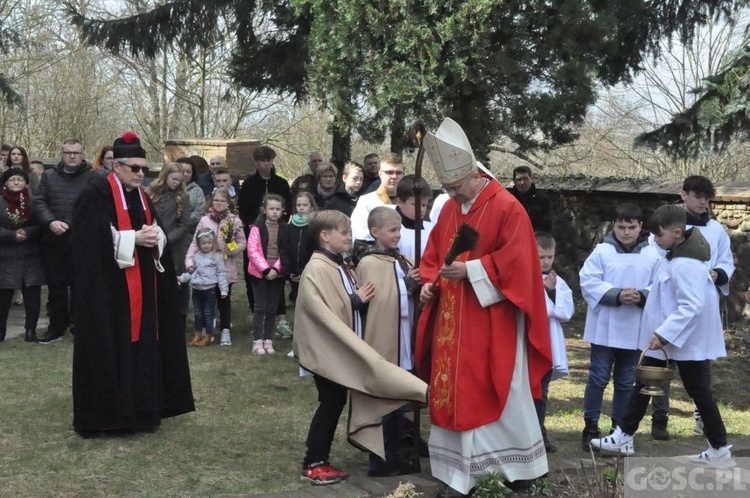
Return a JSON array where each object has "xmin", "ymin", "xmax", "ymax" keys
[
  {"xmin": 38, "ymin": 331, "xmax": 63, "ymax": 344},
  {"xmin": 25, "ymin": 329, "xmax": 37, "ymax": 342},
  {"xmin": 582, "ymin": 420, "xmax": 601, "ymax": 451},
  {"xmin": 541, "ymin": 427, "xmax": 558, "ymax": 453},
  {"xmin": 651, "ymin": 417, "xmax": 670, "ymax": 440},
  {"xmin": 402, "ymin": 433, "xmax": 430, "ymax": 458}
]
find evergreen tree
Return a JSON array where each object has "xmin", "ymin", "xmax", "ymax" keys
[
  {"xmin": 64, "ymin": 0, "xmax": 748, "ymax": 162},
  {"xmin": 636, "ymin": 47, "xmax": 750, "ymax": 159},
  {"xmin": 0, "ymin": 14, "xmax": 22, "ymax": 106}
]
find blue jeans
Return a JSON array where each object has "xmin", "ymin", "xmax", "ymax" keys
[
  {"xmin": 583, "ymin": 344, "xmax": 640, "ymax": 427},
  {"xmin": 192, "ymin": 287, "xmax": 217, "ymax": 334}
]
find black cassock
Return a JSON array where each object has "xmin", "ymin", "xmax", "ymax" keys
[{"xmin": 71, "ymin": 176, "xmax": 194, "ymax": 434}]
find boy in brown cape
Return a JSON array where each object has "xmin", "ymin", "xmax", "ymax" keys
[
  {"xmin": 293, "ymin": 210, "xmax": 428, "ymax": 486},
  {"xmin": 355, "ymin": 206, "xmax": 422, "ymax": 477}
]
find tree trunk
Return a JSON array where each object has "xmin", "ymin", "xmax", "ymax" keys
[
  {"xmin": 389, "ymin": 106, "xmax": 407, "ymax": 154},
  {"xmin": 330, "ymin": 116, "xmax": 351, "ymax": 173}
]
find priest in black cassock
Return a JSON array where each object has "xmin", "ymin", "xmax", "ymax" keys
[{"xmin": 71, "ymin": 132, "xmax": 194, "ymax": 436}]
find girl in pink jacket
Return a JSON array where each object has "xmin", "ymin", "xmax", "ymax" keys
[
  {"xmin": 185, "ymin": 187, "xmax": 246, "ymax": 346},
  {"xmin": 247, "ymin": 194, "xmax": 290, "ymax": 355}
]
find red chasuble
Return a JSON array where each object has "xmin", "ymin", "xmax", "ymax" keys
[{"xmin": 415, "ymin": 178, "xmax": 552, "ymax": 432}]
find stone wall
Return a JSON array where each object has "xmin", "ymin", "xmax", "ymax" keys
[
  {"xmin": 163, "ymin": 139, "xmax": 261, "ymax": 177},
  {"xmin": 536, "ymin": 178, "xmax": 750, "ymax": 325}
]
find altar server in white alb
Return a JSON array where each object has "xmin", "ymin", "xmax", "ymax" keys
[
  {"xmin": 648, "ymin": 175, "xmax": 735, "ymax": 438},
  {"xmin": 590, "ymin": 205, "xmax": 733, "ymax": 467},
  {"xmin": 579, "ymin": 203, "xmax": 662, "ymax": 450},
  {"xmin": 534, "ymin": 231, "xmax": 573, "ymax": 454},
  {"xmin": 350, "ymin": 152, "xmax": 404, "ymax": 241}
]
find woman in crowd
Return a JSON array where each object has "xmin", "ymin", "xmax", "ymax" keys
[
  {"xmin": 148, "ymin": 163, "xmax": 193, "ymax": 333},
  {"xmin": 313, "ymin": 162, "xmax": 339, "ymax": 208},
  {"xmin": 92, "ymin": 146, "xmax": 114, "ymax": 176},
  {"xmin": 4, "ymin": 146, "xmax": 37, "ymax": 192},
  {"xmin": 0, "ymin": 168, "xmax": 44, "ymax": 342},
  {"xmin": 176, "ymin": 156, "xmax": 206, "ymax": 226}
]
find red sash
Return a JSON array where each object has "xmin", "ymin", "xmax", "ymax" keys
[{"xmin": 108, "ymin": 173, "xmax": 153, "ymax": 342}]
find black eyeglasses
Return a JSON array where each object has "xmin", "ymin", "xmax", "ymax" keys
[
  {"xmin": 210, "ymin": 162, "xmax": 224, "ymax": 166},
  {"xmin": 118, "ymin": 162, "xmax": 149, "ymax": 174}
]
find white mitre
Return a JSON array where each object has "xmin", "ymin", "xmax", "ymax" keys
[{"xmin": 423, "ymin": 117, "xmax": 477, "ymax": 184}]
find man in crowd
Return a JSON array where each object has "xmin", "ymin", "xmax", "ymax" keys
[
  {"xmin": 509, "ymin": 165, "xmax": 554, "ymax": 232},
  {"xmin": 416, "ymin": 118, "xmax": 552, "ymax": 497},
  {"xmin": 70, "ymin": 131, "xmax": 194, "ymax": 436},
  {"xmin": 350, "ymin": 152, "xmax": 404, "ymax": 240},
  {"xmin": 290, "ymin": 151, "xmax": 325, "ymax": 199},
  {"xmin": 213, "ymin": 167, "xmax": 238, "ymax": 202},
  {"xmin": 360, "ymin": 153, "xmax": 381, "ymax": 193},
  {"xmin": 33, "ymin": 138, "xmax": 97, "ymax": 344},
  {"xmin": 197, "ymin": 154, "xmax": 240, "ymax": 196}
]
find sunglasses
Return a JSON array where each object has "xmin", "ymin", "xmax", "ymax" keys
[{"xmin": 119, "ymin": 162, "xmax": 149, "ymax": 174}]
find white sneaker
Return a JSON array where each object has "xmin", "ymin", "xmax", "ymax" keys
[
  {"xmin": 589, "ymin": 427, "xmax": 634, "ymax": 455},
  {"xmin": 220, "ymin": 329, "xmax": 232, "ymax": 346},
  {"xmin": 252, "ymin": 340, "xmax": 266, "ymax": 355},
  {"xmin": 264, "ymin": 340, "xmax": 275, "ymax": 354},
  {"xmin": 688, "ymin": 444, "xmax": 735, "ymax": 469}
]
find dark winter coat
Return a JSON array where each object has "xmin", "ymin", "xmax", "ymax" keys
[
  {"xmin": 509, "ymin": 183, "xmax": 554, "ymax": 233},
  {"xmin": 324, "ymin": 184, "xmax": 359, "ymax": 217},
  {"xmin": 237, "ymin": 171, "xmax": 291, "ymax": 230},
  {"xmin": 0, "ymin": 192, "xmax": 45, "ymax": 288},
  {"xmin": 33, "ymin": 160, "xmax": 97, "ymax": 229},
  {"xmin": 71, "ymin": 175, "xmax": 194, "ymax": 434},
  {"xmin": 280, "ymin": 222, "xmax": 313, "ymax": 277}
]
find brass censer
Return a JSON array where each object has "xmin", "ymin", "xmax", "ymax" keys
[{"xmin": 635, "ymin": 348, "xmax": 672, "ymax": 396}]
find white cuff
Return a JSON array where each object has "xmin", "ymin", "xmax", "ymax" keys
[
  {"xmin": 114, "ymin": 228, "xmax": 136, "ymax": 269},
  {"xmin": 154, "ymin": 224, "xmax": 166, "ymax": 273},
  {"xmin": 466, "ymin": 259, "xmax": 506, "ymax": 308}
]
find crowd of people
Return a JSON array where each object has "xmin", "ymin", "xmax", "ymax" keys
[{"xmin": 0, "ymin": 119, "xmax": 740, "ymax": 497}]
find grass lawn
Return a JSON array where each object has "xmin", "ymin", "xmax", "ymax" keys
[{"xmin": 1, "ymin": 289, "xmax": 748, "ymax": 496}]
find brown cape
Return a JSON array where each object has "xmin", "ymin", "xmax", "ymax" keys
[
  {"xmin": 356, "ymin": 253, "xmax": 402, "ymax": 364},
  {"xmin": 293, "ymin": 252, "xmax": 427, "ymax": 458}
]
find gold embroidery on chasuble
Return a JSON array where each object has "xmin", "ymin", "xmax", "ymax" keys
[
  {"xmin": 433, "ymin": 274, "xmax": 460, "ymax": 415},
  {"xmin": 433, "ymin": 351, "xmax": 452, "ymax": 411}
]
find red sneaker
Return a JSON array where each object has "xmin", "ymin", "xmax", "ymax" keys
[{"xmin": 301, "ymin": 463, "xmax": 349, "ymax": 485}]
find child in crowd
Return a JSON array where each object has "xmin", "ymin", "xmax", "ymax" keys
[
  {"xmin": 279, "ymin": 191, "xmax": 317, "ymax": 338},
  {"xmin": 591, "ymin": 205, "xmax": 733, "ymax": 467},
  {"xmin": 534, "ymin": 231, "xmax": 574, "ymax": 453},
  {"xmin": 324, "ymin": 161, "xmax": 364, "ymax": 217},
  {"xmin": 579, "ymin": 203, "xmax": 662, "ymax": 450},
  {"xmin": 355, "ymin": 207, "xmax": 422, "ymax": 477},
  {"xmin": 185, "ymin": 187, "xmax": 245, "ymax": 346},
  {"xmin": 179, "ymin": 229, "xmax": 228, "ymax": 347},
  {"xmin": 247, "ymin": 194, "xmax": 289, "ymax": 355},
  {"xmin": 394, "ymin": 175, "xmax": 433, "ymax": 260},
  {"xmin": 293, "ymin": 210, "xmax": 428, "ymax": 485},
  {"xmin": 648, "ymin": 175, "xmax": 735, "ymax": 438}
]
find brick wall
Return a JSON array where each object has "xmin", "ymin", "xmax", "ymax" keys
[{"xmin": 163, "ymin": 139, "xmax": 261, "ymax": 177}]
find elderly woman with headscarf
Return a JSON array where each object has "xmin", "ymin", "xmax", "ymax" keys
[{"xmin": 0, "ymin": 167, "xmax": 45, "ymax": 342}]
